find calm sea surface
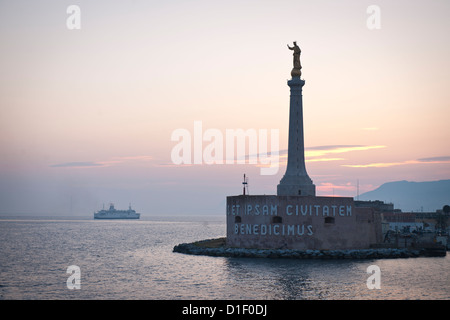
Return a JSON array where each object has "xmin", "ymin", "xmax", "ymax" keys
[{"xmin": 0, "ymin": 215, "xmax": 449, "ymax": 300}]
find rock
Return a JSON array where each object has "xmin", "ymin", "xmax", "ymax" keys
[{"xmin": 173, "ymin": 238, "xmax": 445, "ymax": 260}]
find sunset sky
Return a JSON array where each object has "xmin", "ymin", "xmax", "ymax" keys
[{"xmin": 1, "ymin": 0, "xmax": 449, "ymax": 215}]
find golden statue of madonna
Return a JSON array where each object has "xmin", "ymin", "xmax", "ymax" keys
[{"xmin": 287, "ymin": 42, "xmax": 302, "ymax": 77}]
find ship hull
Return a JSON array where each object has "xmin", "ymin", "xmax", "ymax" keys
[{"xmin": 94, "ymin": 214, "xmax": 140, "ymax": 219}]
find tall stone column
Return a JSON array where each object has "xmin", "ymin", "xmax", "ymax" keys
[{"xmin": 277, "ymin": 74, "xmax": 315, "ymax": 196}]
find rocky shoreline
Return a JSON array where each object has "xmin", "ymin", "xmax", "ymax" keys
[{"xmin": 173, "ymin": 237, "xmax": 446, "ymax": 260}]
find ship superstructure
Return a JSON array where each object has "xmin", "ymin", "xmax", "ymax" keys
[{"xmin": 94, "ymin": 203, "xmax": 140, "ymax": 219}]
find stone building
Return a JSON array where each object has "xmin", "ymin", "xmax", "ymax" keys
[{"xmin": 226, "ymin": 195, "xmax": 382, "ymax": 250}]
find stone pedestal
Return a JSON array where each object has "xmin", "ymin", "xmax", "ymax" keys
[{"xmin": 226, "ymin": 195, "xmax": 383, "ymax": 250}]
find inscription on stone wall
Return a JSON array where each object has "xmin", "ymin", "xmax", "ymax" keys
[
  {"xmin": 234, "ymin": 223, "xmax": 313, "ymax": 236},
  {"xmin": 227, "ymin": 204, "xmax": 352, "ymax": 217}
]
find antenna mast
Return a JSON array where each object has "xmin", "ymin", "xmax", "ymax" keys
[{"xmin": 357, "ymin": 179, "xmax": 360, "ymax": 201}]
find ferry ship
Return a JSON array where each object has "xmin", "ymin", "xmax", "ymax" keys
[{"xmin": 94, "ymin": 203, "xmax": 140, "ymax": 219}]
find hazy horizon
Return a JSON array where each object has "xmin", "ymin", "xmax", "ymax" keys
[{"xmin": 1, "ymin": 1, "xmax": 449, "ymax": 215}]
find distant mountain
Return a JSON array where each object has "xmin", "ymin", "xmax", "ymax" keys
[{"xmin": 358, "ymin": 180, "xmax": 450, "ymax": 212}]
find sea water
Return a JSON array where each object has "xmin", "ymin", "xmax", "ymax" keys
[{"xmin": 0, "ymin": 215, "xmax": 449, "ymax": 300}]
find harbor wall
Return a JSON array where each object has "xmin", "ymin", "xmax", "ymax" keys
[{"xmin": 226, "ymin": 195, "xmax": 382, "ymax": 250}]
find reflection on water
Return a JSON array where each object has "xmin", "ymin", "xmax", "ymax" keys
[
  {"xmin": 223, "ymin": 258, "xmax": 361, "ymax": 300},
  {"xmin": 221, "ymin": 252, "xmax": 450, "ymax": 300},
  {"xmin": 0, "ymin": 216, "xmax": 449, "ymax": 300}
]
